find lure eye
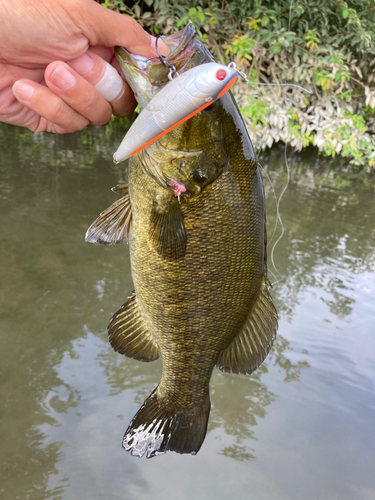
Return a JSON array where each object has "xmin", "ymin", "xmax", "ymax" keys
[{"xmin": 215, "ymin": 69, "xmax": 227, "ymax": 81}]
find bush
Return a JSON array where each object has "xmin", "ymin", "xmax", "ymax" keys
[{"xmin": 100, "ymin": 0, "xmax": 375, "ymax": 169}]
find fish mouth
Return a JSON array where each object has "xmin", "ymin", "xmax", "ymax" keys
[
  {"xmin": 145, "ymin": 23, "xmax": 198, "ymax": 85},
  {"xmin": 115, "ymin": 24, "xmax": 212, "ymax": 106}
]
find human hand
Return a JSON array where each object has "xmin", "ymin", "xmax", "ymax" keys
[{"xmin": 0, "ymin": 0, "xmax": 167, "ymax": 133}]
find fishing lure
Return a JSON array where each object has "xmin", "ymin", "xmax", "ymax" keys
[{"xmin": 113, "ymin": 61, "xmax": 237, "ymax": 164}]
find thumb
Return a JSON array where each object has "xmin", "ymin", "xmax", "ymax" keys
[{"xmin": 82, "ymin": 1, "xmax": 169, "ymax": 57}]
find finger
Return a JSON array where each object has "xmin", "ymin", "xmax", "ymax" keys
[
  {"xmin": 67, "ymin": 51, "xmax": 136, "ymax": 116},
  {"xmin": 87, "ymin": 45, "xmax": 113, "ymax": 62},
  {"xmin": 44, "ymin": 60, "xmax": 114, "ymax": 125},
  {"xmin": 12, "ymin": 79, "xmax": 89, "ymax": 133},
  {"xmin": 82, "ymin": 1, "xmax": 169, "ymax": 57}
]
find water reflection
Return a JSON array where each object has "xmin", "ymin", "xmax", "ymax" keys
[
  {"xmin": 0, "ymin": 125, "xmax": 374, "ymax": 499},
  {"xmin": 208, "ymin": 335, "xmax": 309, "ymax": 461}
]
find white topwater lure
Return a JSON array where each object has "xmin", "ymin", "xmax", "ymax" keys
[{"xmin": 113, "ymin": 61, "xmax": 237, "ymax": 164}]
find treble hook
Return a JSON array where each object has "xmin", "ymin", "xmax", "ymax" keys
[{"xmin": 155, "ymin": 36, "xmax": 177, "ymax": 81}]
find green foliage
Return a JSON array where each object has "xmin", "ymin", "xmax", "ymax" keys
[
  {"xmin": 176, "ymin": 6, "xmax": 217, "ymax": 40},
  {"xmin": 305, "ymin": 29, "xmax": 320, "ymax": 51},
  {"xmin": 99, "ymin": 0, "xmax": 375, "ymax": 169},
  {"xmin": 241, "ymin": 96, "xmax": 269, "ymax": 127},
  {"xmin": 225, "ymin": 35, "xmax": 254, "ymax": 65}
]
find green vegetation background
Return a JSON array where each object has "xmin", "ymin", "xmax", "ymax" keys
[{"xmin": 102, "ymin": 0, "xmax": 375, "ymax": 170}]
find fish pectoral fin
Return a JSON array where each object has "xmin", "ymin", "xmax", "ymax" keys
[
  {"xmin": 149, "ymin": 196, "xmax": 187, "ymax": 260},
  {"xmin": 85, "ymin": 193, "xmax": 132, "ymax": 245},
  {"xmin": 217, "ymin": 277, "xmax": 278, "ymax": 375},
  {"xmin": 108, "ymin": 293, "xmax": 160, "ymax": 362}
]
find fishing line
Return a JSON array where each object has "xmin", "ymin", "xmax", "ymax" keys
[
  {"xmin": 258, "ymin": 163, "xmax": 278, "ymax": 248},
  {"xmin": 269, "ymin": 143, "xmax": 290, "ymax": 286},
  {"xmin": 258, "ymin": 163, "xmax": 277, "ymax": 270},
  {"xmin": 247, "ymin": 80, "xmax": 311, "ymax": 93},
  {"xmin": 258, "ymin": 160, "xmax": 283, "ymax": 287},
  {"xmin": 258, "ymin": 150, "xmax": 289, "ymax": 287},
  {"xmin": 253, "ymin": 4, "xmax": 295, "ymax": 285},
  {"xmin": 228, "ymin": 63, "xmax": 312, "ymax": 94}
]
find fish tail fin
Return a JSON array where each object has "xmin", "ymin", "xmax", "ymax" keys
[{"xmin": 123, "ymin": 389, "xmax": 210, "ymax": 458}]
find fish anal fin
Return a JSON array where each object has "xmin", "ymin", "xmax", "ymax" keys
[
  {"xmin": 149, "ymin": 195, "xmax": 187, "ymax": 260},
  {"xmin": 85, "ymin": 193, "xmax": 132, "ymax": 245},
  {"xmin": 217, "ymin": 277, "xmax": 278, "ymax": 374},
  {"xmin": 108, "ymin": 294, "xmax": 160, "ymax": 362}
]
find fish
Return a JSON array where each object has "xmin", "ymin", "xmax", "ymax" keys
[{"xmin": 85, "ymin": 23, "xmax": 278, "ymax": 458}]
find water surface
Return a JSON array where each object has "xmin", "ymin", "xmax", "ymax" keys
[{"xmin": 0, "ymin": 123, "xmax": 374, "ymax": 500}]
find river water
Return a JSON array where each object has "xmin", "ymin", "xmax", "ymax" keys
[{"xmin": 0, "ymin": 122, "xmax": 374, "ymax": 500}]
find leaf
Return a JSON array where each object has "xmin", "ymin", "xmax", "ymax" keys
[{"xmin": 133, "ymin": 4, "xmax": 141, "ymax": 17}]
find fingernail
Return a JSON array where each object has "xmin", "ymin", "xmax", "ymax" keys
[
  {"xmin": 50, "ymin": 65, "xmax": 76, "ymax": 90},
  {"xmin": 68, "ymin": 53, "xmax": 94, "ymax": 76},
  {"xmin": 151, "ymin": 36, "xmax": 170, "ymax": 57},
  {"xmin": 13, "ymin": 81, "xmax": 34, "ymax": 100}
]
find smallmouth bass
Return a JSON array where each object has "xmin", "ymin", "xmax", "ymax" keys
[{"xmin": 86, "ymin": 24, "xmax": 278, "ymax": 458}]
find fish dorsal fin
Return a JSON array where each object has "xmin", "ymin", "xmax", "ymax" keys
[
  {"xmin": 217, "ymin": 278, "xmax": 278, "ymax": 374},
  {"xmin": 149, "ymin": 195, "xmax": 187, "ymax": 260},
  {"xmin": 108, "ymin": 293, "xmax": 160, "ymax": 362},
  {"xmin": 85, "ymin": 192, "xmax": 132, "ymax": 245}
]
